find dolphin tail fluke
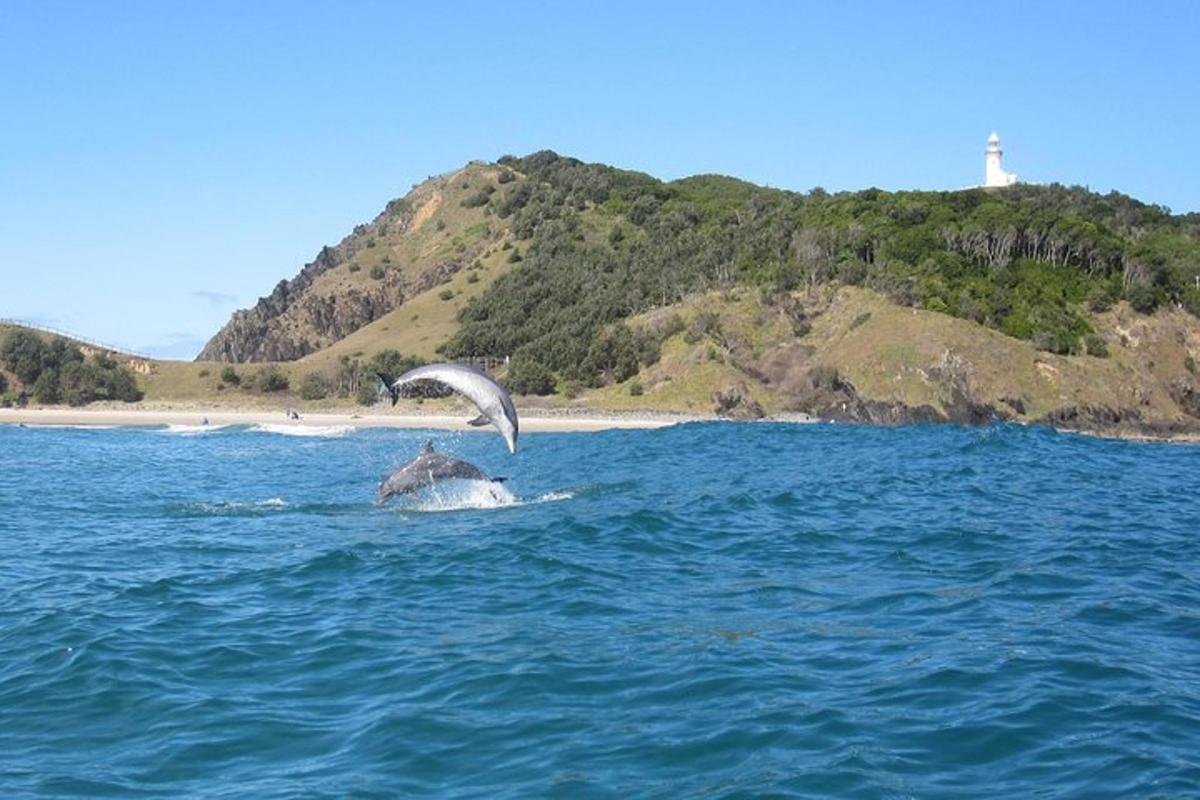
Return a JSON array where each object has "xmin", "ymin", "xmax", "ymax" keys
[
  {"xmin": 491, "ymin": 476, "xmax": 507, "ymax": 483},
  {"xmin": 376, "ymin": 373, "xmax": 400, "ymax": 406},
  {"xmin": 466, "ymin": 414, "xmax": 489, "ymax": 427}
]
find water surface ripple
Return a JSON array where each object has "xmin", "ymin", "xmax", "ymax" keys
[{"xmin": 2, "ymin": 422, "xmax": 1199, "ymax": 797}]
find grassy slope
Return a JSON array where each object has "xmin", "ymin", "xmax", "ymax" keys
[
  {"xmin": 585, "ymin": 287, "xmax": 1200, "ymax": 426},
  {"xmin": 298, "ymin": 231, "xmax": 516, "ymax": 367}
]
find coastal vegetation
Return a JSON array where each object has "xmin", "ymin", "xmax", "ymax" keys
[
  {"xmin": 441, "ymin": 152, "xmax": 1200, "ymax": 383},
  {"xmin": 0, "ymin": 330, "xmax": 143, "ymax": 405}
]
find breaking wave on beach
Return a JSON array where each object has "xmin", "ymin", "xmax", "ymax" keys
[{"xmin": 249, "ymin": 423, "xmax": 356, "ymax": 437}]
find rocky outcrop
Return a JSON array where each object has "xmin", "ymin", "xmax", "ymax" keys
[
  {"xmin": 197, "ymin": 181, "xmax": 471, "ymax": 362},
  {"xmin": 198, "ymin": 258, "xmax": 466, "ymax": 362},
  {"xmin": 712, "ymin": 382, "xmax": 764, "ymax": 419}
]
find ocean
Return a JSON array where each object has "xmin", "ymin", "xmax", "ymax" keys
[{"xmin": 1, "ymin": 421, "xmax": 1198, "ymax": 798}]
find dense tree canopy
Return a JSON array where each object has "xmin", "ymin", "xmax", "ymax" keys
[
  {"xmin": 0, "ymin": 330, "xmax": 143, "ymax": 405},
  {"xmin": 442, "ymin": 151, "xmax": 1200, "ymax": 383}
]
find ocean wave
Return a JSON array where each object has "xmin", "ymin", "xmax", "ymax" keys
[
  {"xmin": 249, "ymin": 423, "xmax": 356, "ymax": 437},
  {"xmin": 159, "ymin": 423, "xmax": 232, "ymax": 435}
]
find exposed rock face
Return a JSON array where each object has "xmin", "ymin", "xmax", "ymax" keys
[
  {"xmin": 197, "ymin": 180, "xmax": 474, "ymax": 363},
  {"xmin": 712, "ymin": 382, "xmax": 764, "ymax": 419},
  {"xmin": 198, "ymin": 259, "xmax": 464, "ymax": 362}
]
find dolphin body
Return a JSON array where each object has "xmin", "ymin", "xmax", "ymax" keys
[
  {"xmin": 377, "ymin": 363, "xmax": 519, "ymax": 454},
  {"xmin": 376, "ymin": 441, "xmax": 505, "ymax": 504}
]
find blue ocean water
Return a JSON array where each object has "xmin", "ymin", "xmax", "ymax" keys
[{"xmin": 1, "ymin": 421, "xmax": 1199, "ymax": 798}]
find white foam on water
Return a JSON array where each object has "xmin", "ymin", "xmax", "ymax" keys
[
  {"xmin": 534, "ymin": 490, "xmax": 574, "ymax": 504},
  {"xmin": 404, "ymin": 483, "xmax": 574, "ymax": 513},
  {"xmin": 408, "ymin": 480, "xmax": 521, "ymax": 512},
  {"xmin": 249, "ymin": 423, "xmax": 355, "ymax": 437},
  {"xmin": 160, "ymin": 423, "xmax": 230, "ymax": 435},
  {"xmin": 184, "ymin": 497, "xmax": 290, "ymax": 514}
]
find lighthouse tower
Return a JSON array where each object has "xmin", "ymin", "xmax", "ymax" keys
[{"xmin": 985, "ymin": 132, "xmax": 1017, "ymax": 187}]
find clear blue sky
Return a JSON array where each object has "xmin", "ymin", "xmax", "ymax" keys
[{"xmin": 2, "ymin": 1, "xmax": 1197, "ymax": 358}]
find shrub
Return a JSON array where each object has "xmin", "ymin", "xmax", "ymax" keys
[
  {"xmin": 0, "ymin": 391, "xmax": 16, "ymax": 408},
  {"xmin": 657, "ymin": 313, "xmax": 686, "ymax": 341},
  {"xmin": 560, "ymin": 379, "xmax": 583, "ymax": 399},
  {"xmin": 1127, "ymin": 283, "xmax": 1164, "ymax": 314},
  {"xmin": 629, "ymin": 380, "xmax": 643, "ymax": 396},
  {"xmin": 1, "ymin": 330, "xmax": 46, "ymax": 383},
  {"xmin": 356, "ymin": 380, "xmax": 380, "ymax": 406},
  {"xmin": 507, "ymin": 249, "xmax": 523, "ymax": 263},
  {"xmin": 32, "ymin": 369, "xmax": 60, "ymax": 404},
  {"xmin": 255, "ymin": 366, "xmax": 289, "ymax": 393},
  {"xmin": 368, "ymin": 351, "xmax": 429, "ymax": 388},
  {"xmin": 369, "ymin": 265, "xmax": 385, "ymax": 280},
  {"xmin": 436, "ymin": 220, "xmax": 446, "ymax": 231},
  {"xmin": 1186, "ymin": 356, "xmax": 1196, "ymax": 374},
  {"xmin": 220, "ymin": 366, "xmax": 240, "ymax": 386},
  {"xmin": 348, "ymin": 263, "xmax": 361, "ymax": 273},
  {"xmin": 461, "ymin": 187, "xmax": 494, "ymax": 208},
  {"xmin": 1183, "ymin": 286, "xmax": 1200, "ymax": 318},
  {"xmin": 497, "ymin": 169, "xmax": 515, "ymax": 184},
  {"xmin": 466, "ymin": 272, "xmax": 480, "ymax": 284},
  {"xmin": 299, "ymin": 372, "xmax": 330, "ymax": 401},
  {"xmin": 439, "ymin": 288, "xmax": 455, "ymax": 301},
  {"xmin": 198, "ymin": 369, "xmax": 210, "ymax": 378},
  {"xmin": 1087, "ymin": 284, "xmax": 1117, "ymax": 313},
  {"xmin": 505, "ymin": 356, "xmax": 554, "ymax": 395},
  {"xmin": 1031, "ymin": 330, "xmax": 1078, "ymax": 355},
  {"xmin": 1084, "ymin": 334, "xmax": 1109, "ymax": 358},
  {"xmin": 685, "ymin": 311, "xmax": 722, "ymax": 344}
]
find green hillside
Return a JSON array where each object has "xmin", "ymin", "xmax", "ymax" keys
[
  {"xmin": 442, "ymin": 152, "xmax": 1200, "ymax": 386},
  {"xmin": 10, "ymin": 151, "xmax": 1200, "ymax": 437},
  {"xmin": 184, "ymin": 150, "xmax": 1200, "ymax": 435}
]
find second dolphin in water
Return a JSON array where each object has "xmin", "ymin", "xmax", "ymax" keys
[
  {"xmin": 378, "ymin": 363, "xmax": 519, "ymax": 453},
  {"xmin": 376, "ymin": 440, "xmax": 506, "ymax": 504}
]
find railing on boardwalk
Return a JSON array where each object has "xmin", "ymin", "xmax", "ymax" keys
[{"xmin": 0, "ymin": 318, "xmax": 152, "ymax": 360}]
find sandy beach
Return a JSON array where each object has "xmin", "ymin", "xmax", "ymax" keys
[{"xmin": 0, "ymin": 405, "xmax": 699, "ymax": 432}]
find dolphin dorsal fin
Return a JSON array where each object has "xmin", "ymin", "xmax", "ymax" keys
[{"xmin": 421, "ymin": 440, "xmax": 435, "ymax": 454}]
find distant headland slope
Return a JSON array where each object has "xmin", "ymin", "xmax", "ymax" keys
[{"xmin": 191, "ymin": 151, "xmax": 1200, "ymax": 436}]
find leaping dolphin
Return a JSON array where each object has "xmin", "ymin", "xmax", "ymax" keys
[
  {"xmin": 377, "ymin": 363, "xmax": 519, "ymax": 454},
  {"xmin": 376, "ymin": 440, "xmax": 506, "ymax": 504}
]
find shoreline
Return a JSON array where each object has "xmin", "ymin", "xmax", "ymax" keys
[
  {"xmin": 0, "ymin": 405, "xmax": 702, "ymax": 432},
  {"xmin": 1, "ymin": 405, "xmax": 1196, "ymax": 443}
]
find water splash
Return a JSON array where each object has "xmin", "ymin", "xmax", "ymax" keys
[
  {"xmin": 399, "ymin": 480, "xmax": 576, "ymax": 512},
  {"xmin": 407, "ymin": 480, "xmax": 521, "ymax": 511}
]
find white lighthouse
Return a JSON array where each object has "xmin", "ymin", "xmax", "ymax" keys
[{"xmin": 984, "ymin": 132, "xmax": 1017, "ymax": 188}]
